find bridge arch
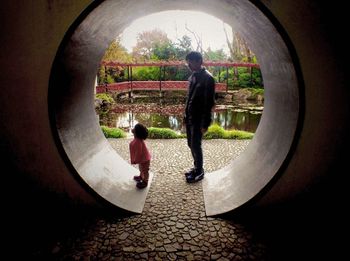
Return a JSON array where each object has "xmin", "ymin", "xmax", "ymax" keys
[{"xmin": 50, "ymin": 0, "xmax": 300, "ymax": 215}]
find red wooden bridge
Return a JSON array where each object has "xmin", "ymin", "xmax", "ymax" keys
[
  {"xmin": 96, "ymin": 81, "xmax": 228, "ymax": 93},
  {"xmin": 96, "ymin": 61, "xmax": 260, "ymax": 94}
]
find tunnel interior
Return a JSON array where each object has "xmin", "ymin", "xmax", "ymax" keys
[
  {"xmin": 50, "ymin": 0, "xmax": 300, "ymax": 215},
  {"xmin": 2, "ymin": 0, "xmax": 349, "ymax": 260}
]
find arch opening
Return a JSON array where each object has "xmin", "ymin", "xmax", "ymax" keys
[{"xmin": 49, "ymin": 0, "xmax": 300, "ymax": 215}]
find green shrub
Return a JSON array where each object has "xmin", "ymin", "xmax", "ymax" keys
[
  {"xmin": 106, "ymin": 74, "xmax": 115, "ymax": 84},
  {"xmin": 101, "ymin": 126, "xmax": 126, "ymax": 138},
  {"xmin": 100, "ymin": 125, "xmax": 253, "ymax": 140},
  {"xmin": 246, "ymin": 87, "xmax": 264, "ymax": 98},
  {"xmin": 148, "ymin": 127, "xmax": 185, "ymax": 139},
  {"xmin": 203, "ymin": 124, "xmax": 226, "ymax": 139},
  {"xmin": 238, "ymin": 73, "xmax": 252, "ymax": 87},
  {"xmin": 133, "ymin": 67, "xmax": 160, "ymax": 81},
  {"xmin": 96, "ymin": 93, "xmax": 115, "ymax": 104},
  {"xmin": 204, "ymin": 124, "xmax": 254, "ymax": 140},
  {"xmin": 224, "ymin": 129, "xmax": 254, "ymax": 139}
]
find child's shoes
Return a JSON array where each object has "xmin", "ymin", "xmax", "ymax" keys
[{"xmin": 133, "ymin": 175, "xmax": 142, "ymax": 181}]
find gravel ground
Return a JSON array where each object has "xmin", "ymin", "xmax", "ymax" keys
[{"xmin": 48, "ymin": 138, "xmax": 267, "ymax": 260}]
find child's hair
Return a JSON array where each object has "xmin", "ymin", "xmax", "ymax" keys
[{"xmin": 133, "ymin": 123, "xmax": 148, "ymax": 140}]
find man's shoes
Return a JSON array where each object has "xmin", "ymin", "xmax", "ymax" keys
[
  {"xmin": 186, "ymin": 170, "xmax": 204, "ymax": 183},
  {"xmin": 136, "ymin": 180, "xmax": 148, "ymax": 189},
  {"xmin": 185, "ymin": 168, "xmax": 195, "ymax": 178}
]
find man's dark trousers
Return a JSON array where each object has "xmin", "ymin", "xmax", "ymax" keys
[{"xmin": 186, "ymin": 123, "xmax": 203, "ymax": 173}]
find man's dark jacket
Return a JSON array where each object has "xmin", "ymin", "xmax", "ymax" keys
[{"xmin": 184, "ymin": 68, "xmax": 215, "ymax": 128}]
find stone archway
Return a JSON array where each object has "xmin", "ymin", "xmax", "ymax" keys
[{"xmin": 50, "ymin": 0, "xmax": 300, "ymax": 215}]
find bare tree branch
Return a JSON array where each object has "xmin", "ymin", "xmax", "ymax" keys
[{"xmin": 185, "ymin": 23, "xmax": 203, "ymax": 53}]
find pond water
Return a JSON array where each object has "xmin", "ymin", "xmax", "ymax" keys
[{"xmin": 97, "ymin": 99, "xmax": 263, "ymax": 135}]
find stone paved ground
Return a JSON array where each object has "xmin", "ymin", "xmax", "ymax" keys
[{"xmin": 52, "ymin": 138, "xmax": 267, "ymax": 260}]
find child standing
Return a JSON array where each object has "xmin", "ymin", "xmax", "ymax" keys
[{"xmin": 129, "ymin": 123, "xmax": 151, "ymax": 189}]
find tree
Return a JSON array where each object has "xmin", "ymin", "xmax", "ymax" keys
[
  {"xmin": 132, "ymin": 29, "xmax": 171, "ymax": 61},
  {"xmin": 223, "ymin": 24, "xmax": 254, "ymax": 62},
  {"xmin": 174, "ymin": 35, "xmax": 192, "ymax": 60},
  {"xmin": 102, "ymin": 37, "xmax": 132, "ymax": 62},
  {"xmin": 204, "ymin": 48, "xmax": 227, "ymax": 61},
  {"xmin": 185, "ymin": 23, "xmax": 203, "ymax": 53},
  {"xmin": 98, "ymin": 37, "xmax": 132, "ymax": 84},
  {"xmin": 204, "ymin": 48, "xmax": 228, "ymax": 84},
  {"xmin": 177, "ymin": 35, "xmax": 192, "ymax": 51},
  {"xmin": 131, "ymin": 30, "xmax": 194, "ymax": 81},
  {"xmin": 152, "ymin": 42, "xmax": 177, "ymax": 61}
]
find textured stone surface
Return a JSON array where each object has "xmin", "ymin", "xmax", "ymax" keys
[{"xmin": 49, "ymin": 138, "xmax": 267, "ymax": 260}]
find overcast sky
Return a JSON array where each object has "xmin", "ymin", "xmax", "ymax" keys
[{"xmin": 120, "ymin": 10, "xmax": 232, "ymax": 54}]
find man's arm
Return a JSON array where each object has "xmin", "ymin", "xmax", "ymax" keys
[{"xmin": 201, "ymin": 76, "xmax": 215, "ymax": 130}]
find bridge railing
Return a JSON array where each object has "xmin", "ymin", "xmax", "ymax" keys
[
  {"xmin": 96, "ymin": 81, "xmax": 227, "ymax": 94},
  {"xmin": 97, "ymin": 60, "xmax": 260, "ymax": 94}
]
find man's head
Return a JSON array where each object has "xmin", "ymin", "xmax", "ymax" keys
[{"xmin": 186, "ymin": 51, "xmax": 203, "ymax": 72}]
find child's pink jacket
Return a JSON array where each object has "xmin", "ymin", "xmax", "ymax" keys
[{"xmin": 129, "ymin": 138, "xmax": 151, "ymax": 164}]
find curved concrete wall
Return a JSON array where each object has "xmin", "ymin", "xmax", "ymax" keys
[
  {"xmin": 1, "ymin": 0, "xmax": 348, "ymax": 217},
  {"xmin": 52, "ymin": 0, "xmax": 299, "ymax": 215},
  {"xmin": 1, "ymin": 0, "xmax": 98, "ymax": 207},
  {"xmin": 255, "ymin": 1, "xmax": 349, "ymax": 207}
]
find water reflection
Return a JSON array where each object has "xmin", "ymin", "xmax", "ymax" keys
[{"xmin": 97, "ymin": 103, "xmax": 262, "ymax": 134}]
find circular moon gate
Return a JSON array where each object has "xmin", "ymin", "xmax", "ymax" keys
[{"xmin": 50, "ymin": 0, "xmax": 300, "ymax": 215}]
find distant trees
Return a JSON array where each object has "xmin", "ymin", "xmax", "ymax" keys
[
  {"xmin": 132, "ymin": 29, "xmax": 171, "ymax": 60},
  {"xmin": 204, "ymin": 48, "xmax": 228, "ymax": 61},
  {"xmin": 124, "ymin": 30, "xmax": 195, "ymax": 82},
  {"xmin": 185, "ymin": 23, "xmax": 203, "ymax": 53},
  {"xmin": 222, "ymin": 24, "xmax": 262, "ymax": 88},
  {"xmin": 102, "ymin": 37, "xmax": 132, "ymax": 62},
  {"xmin": 98, "ymin": 37, "xmax": 132, "ymax": 84},
  {"xmin": 177, "ymin": 35, "xmax": 192, "ymax": 58},
  {"xmin": 132, "ymin": 30, "xmax": 192, "ymax": 62},
  {"xmin": 98, "ymin": 28, "xmax": 263, "ymax": 88}
]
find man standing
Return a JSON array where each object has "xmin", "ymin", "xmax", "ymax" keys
[{"xmin": 184, "ymin": 51, "xmax": 215, "ymax": 183}]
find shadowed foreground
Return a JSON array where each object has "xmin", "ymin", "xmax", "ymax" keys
[
  {"xmin": 36, "ymin": 139, "xmax": 271, "ymax": 260},
  {"xmin": 27, "ymin": 138, "xmax": 343, "ymax": 260}
]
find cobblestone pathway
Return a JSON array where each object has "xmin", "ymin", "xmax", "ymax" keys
[{"xmin": 55, "ymin": 138, "xmax": 267, "ymax": 260}]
